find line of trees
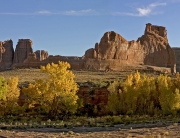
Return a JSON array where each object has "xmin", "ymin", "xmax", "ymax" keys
[
  {"xmin": 1, "ymin": 61, "xmax": 180, "ymax": 118},
  {"xmin": 107, "ymin": 71, "xmax": 180, "ymax": 116}
]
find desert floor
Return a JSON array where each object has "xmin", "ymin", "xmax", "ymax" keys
[{"xmin": 0, "ymin": 123, "xmax": 180, "ymax": 138}]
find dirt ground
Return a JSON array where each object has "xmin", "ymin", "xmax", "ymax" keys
[{"xmin": 0, "ymin": 123, "xmax": 180, "ymax": 138}]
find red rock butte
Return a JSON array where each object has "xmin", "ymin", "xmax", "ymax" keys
[{"xmin": 0, "ymin": 23, "xmax": 179, "ymax": 73}]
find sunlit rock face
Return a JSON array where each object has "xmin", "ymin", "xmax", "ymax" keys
[
  {"xmin": 138, "ymin": 23, "xmax": 176, "ymax": 73},
  {"xmin": 0, "ymin": 23, "xmax": 177, "ymax": 73},
  {"xmin": 13, "ymin": 39, "xmax": 33, "ymax": 65},
  {"xmin": 84, "ymin": 23, "xmax": 176, "ymax": 73}
]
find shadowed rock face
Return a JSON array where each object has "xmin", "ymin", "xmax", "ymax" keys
[
  {"xmin": 0, "ymin": 40, "xmax": 14, "ymax": 70},
  {"xmin": 13, "ymin": 39, "xmax": 33, "ymax": 65},
  {"xmin": 0, "ymin": 41, "xmax": 5, "ymax": 62},
  {"xmin": 172, "ymin": 48, "xmax": 180, "ymax": 72}
]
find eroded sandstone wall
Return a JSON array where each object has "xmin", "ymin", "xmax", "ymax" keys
[
  {"xmin": 84, "ymin": 24, "xmax": 176, "ymax": 73},
  {"xmin": 172, "ymin": 47, "xmax": 180, "ymax": 72},
  {"xmin": 13, "ymin": 39, "xmax": 33, "ymax": 66},
  {"xmin": 0, "ymin": 23, "xmax": 177, "ymax": 73},
  {"xmin": 0, "ymin": 40, "xmax": 14, "ymax": 70},
  {"xmin": 138, "ymin": 23, "xmax": 176, "ymax": 73},
  {"xmin": 35, "ymin": 50, "xmax": 48, "ymax": 61}
]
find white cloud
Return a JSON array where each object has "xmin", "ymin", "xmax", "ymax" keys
[
  {"xmin": 62, "ymin": 9, "xmax": 96, "ymax": 16},
  {"xmin": 37, "ymin": 10, "xmax": 51, "ymax": 15},
  {"xmin": 113, "ymin": 2, "xmax": 166, "ymax": 17},
  {"xmin": 0, "ymin": 9, "xmax": 97, "ymax": 16},
  {"xmin": 0, "ymin": 12, "xmax": 32, "ymax": 15}
]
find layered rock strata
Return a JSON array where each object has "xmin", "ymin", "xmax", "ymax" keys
[
  {"xmin": 0, "ymin": 23, "xmax": 177, "ymax": 73},
  {"xmin": 84, "ymin": 23, "xmax": 176, "ymax": 73},
  {"xmin": 138, "ymin": 23, "xmax": 176, "ymax": 72},
  {"xmin": 0, "ymin": 40, "xmax": 14, "ymax": 70},
  {"xmin": 13, "ymin": 39, "xmax": 33, "ymax": 66},
  {"xmin": 0, "ymin": 39, "xmax": 48, "ymax": 70},
  {"xmin": 172, "ymin": 48, "xmax": 180, "ymax": 72},
  {"xmin": 35, "ymin": 50, "xmax": 48, "ymax": 61}
]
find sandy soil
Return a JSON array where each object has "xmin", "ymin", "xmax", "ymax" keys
[{"xmin": 0, "ymin": 123, "xmax": 180, "ymax": 138}]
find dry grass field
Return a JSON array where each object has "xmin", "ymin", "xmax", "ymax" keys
[
  {"xmin": 0, "ymin": 67, "xmax": 161, "ymax": 85},
  {"xmin": 0, "ymin": 68, "xmax": 132, "ymax": 83}
]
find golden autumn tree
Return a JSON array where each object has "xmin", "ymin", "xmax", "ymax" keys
[
  {"xmin": 0, "ymin": 77, "xmax": 20, "ymax": 116},
  {"xmin": 23, "ymin": 61, "xmax": 79, "ymax": 118},
  {"xmin": 4, "ymin": 77, "xmax": 20, "ymax": 115},
  {"xmin": 107, "ymin": 71, "xmax": 180, "ymax": 116},
  {"xmin": 0, "ymin": 76, "xmax": 7, "ymax": 101}
]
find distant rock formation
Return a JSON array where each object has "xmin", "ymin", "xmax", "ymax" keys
[
  {"xmin": 0, "ymin": 23, "xmax": 177, "ymax": 73},
  {"xmin": 138, "ymin": 23, "xmax": 176, "ymax": 72},
  {"xmin": 84, "ymin": 23, "xmax": 176, "ymax": 73},
  {"xmin": 13, "ymin": 39, "xmax": 33, "ymax": 66},
  {"xmin": 172, "ymin": 48, "xmax": 180, "ymax": 72},
  {"xmin": 35, "ymin": 50, "xmax": 48, "ymax": 61},
  {"xmin": 0, "ymin": 40, "xmax": 13, "ymax": 70},
  {"xmin": 24, "ymin": 53, "xmax": 38, "ymax": 64},
  {"xmin": 84, "ymin": 31, "xmax": 145, "ymax": 64},
  {"xmin": 0, "ymin": 41, "xmax": 6, "ymax": 62},
  {"xmin": 0, "ymin": 39, "xmax": 48, "ymax": 70}
]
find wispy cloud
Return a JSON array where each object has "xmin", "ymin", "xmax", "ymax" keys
[
  {"xmin": 62, "ymin": 9, "xmax": 97, "ymax": 16},
  {"xmin": 37, "ymin": 10, "xmax": 51, "ymax": 15},
  {"xmin": 0, "ymin": 9, "xmax": 97, "ymax": 16},
  {"xmin": 113, "ymin": 2, "xmax": 166, "ymax": 17},
  {"xmin": 0, "ymin": 12, "xmax": 32, "ymax": 15}
]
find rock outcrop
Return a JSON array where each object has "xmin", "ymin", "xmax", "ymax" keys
[
  {"xmin": 24, "ymin": 53, "xmax": 38, "ymax": 63},
  {"xmin": 13, "ymin": 39, "xmax": 33, "ymax": 66},
  {"xmin": 0, "ymin": 41, "xmax": 5, "ymax": 62},
  {"xmin": 84, "ymin": 32, "xmax": 144, "ymax": 64},
  {"xmin": 35, "ymin": 50, "xmax": 48, "ymax": 61},
  {"xmin": 0, "ymin": 40, "xmax": 14, "ymax": 70},
  {"xmin": 172, "ymin": 48, "xmax": 180, "ymax": 72},
  {"xmin": 138, "ymin": 23, "xmax": 176, "ymax": 73},
  {"xmin": 84, "ymin": 23, "xmax": 176, "ymax": 73},
  {"xmin": 0, "ymin": 23, "xmax": 177, "ymax": 73},
  {"xmin": 0, "ymin": 39, "xmax": 48, "ymax": 70}
]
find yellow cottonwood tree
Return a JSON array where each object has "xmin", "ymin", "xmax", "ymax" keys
[
  {"xmin": 5, "ymin": 77, "xmax": 20, "ymax": 115},
  {"xmin": 23, "ymin": 61, "xmax": 79, "ymax": 117},
  {"xmin": 0, "ymin": 77, "xmax": 20, "ymax": 116},
  {"xmin": 0, "ymin": 76, "xmax": 7, "ymax": 101}
]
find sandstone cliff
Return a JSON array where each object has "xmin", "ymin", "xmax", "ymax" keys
[
  {"xmin": 84, "ymin": 23, "xmax": 176, "ymax": 73},
  {"xmin": 35, "ymin": 50, "xmax": 48, "ymax": 61},
  {"xmin": 84, "ymin": 31, "xmax": 144, "ymax": 63},
  {"xmin": 138, "ymin": 23, "xmax": 176, "ymax": 72},
  {"xmin": 0, "ymin": 39, "xmax": 48, "ymax": 70},
  {"xmin": 0, "ymin": 40, "xmax": 14, "ymax": 70},
  {"xmin": 172, "ymin": 48, "xmax": 180, "ymax": 72},
  {"xmin": 13, "ymin": 39, "xmax": 33, "ymax": 66},
  {"xmin": 0, "ymin": 23, "xmax": 177, "ymax": 73},
  {"xmin": 0, "ymin": 41, "xmax": 5, "ymax": 62}
]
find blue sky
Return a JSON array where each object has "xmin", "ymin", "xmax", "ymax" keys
[{"xmin": 0, "ymin": 0, "xmax": 180, "ymax": 56}]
